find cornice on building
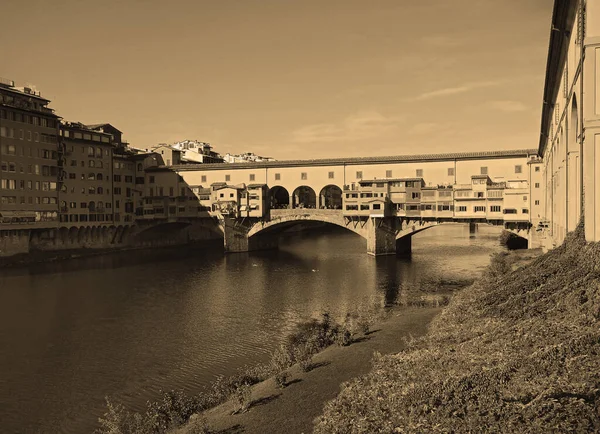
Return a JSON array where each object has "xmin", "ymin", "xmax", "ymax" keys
[{"xmin": 538, "ymin": 0, "xmax": 579, "ymax": 156}]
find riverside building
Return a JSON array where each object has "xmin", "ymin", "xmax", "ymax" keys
[{"xmin": 0, "ymin": 79, "xmax": 62, "ymax": 255}]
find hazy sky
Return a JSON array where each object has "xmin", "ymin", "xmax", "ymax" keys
[{"xmin": 1, "ymin": 0, "xmax": 553, "ymax": 159}]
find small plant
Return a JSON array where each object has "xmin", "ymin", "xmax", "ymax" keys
[
  {"xmin": 233, "ymin": 383, "xmax": 252, "ymax": 414},
  {"xmin": 335, "ymin": 327, "xmax": 352, "ymax": 346},
  {"xmin": 187, "ymin": 413, "xmax": 211, "ymax": 434},
  {"xmin": 299, "ymin": 356, "xmax": 313, "ymax": 372},
  {"xmin": 275, "ymin": 371, "xmax": 288, "ymax": 388}
]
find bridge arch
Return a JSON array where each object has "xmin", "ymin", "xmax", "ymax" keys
[
  {"xmin": 318, "ymin": 185, "xmax": 343, "ymax": 209},
  {"xmin": 269, "ymin": 185, "xmax": 290, "ymax": 209},
  {"xmin": 247, "ymin": 210, "xmax": 365, "ymax": 239},
  {"xmin": 292, "ymin": 185, "xmax": 316, "ymax": 209}
]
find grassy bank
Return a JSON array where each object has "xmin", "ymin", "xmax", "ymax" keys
[
  {"xmin": 314, "ymin": 223, "xmax": 600, "ymax": 433},
  {"xmin": 96, "ymin": 307, "xmax": 384, "ymax": 434}
]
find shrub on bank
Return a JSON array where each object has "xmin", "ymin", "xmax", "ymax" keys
[
  {"xmin": 314, "ymin": 222, "xmax": 600, "ymax": 433},
  {"xmin": 97, "ymin": 307, "xmax": 382, "ymax": 433}
]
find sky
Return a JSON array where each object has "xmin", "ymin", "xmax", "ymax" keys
[{"xmin": 0, "ymin": 0, "xmax": 554, "ymax": 159}]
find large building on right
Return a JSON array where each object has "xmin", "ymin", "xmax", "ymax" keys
[{"xmin": 539, "ymin": 0, "xmax": 600, "ymax": 246}]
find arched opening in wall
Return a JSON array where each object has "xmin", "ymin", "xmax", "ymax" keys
[
  {"xmin": 570, "ymin": 95, "xmax": 578, "ymax": 149},
  {"xmin": 68, "ymin": 226, "xmax": 78, "ymax": 244},
  {"xmin": 569, "ymin": 95, "xmax": 580, "ymax": 228},
  {"xmin": 269, "ymin": 186, "xmax": 290, "ymax": 209},
  {"xmin": 292, "ymin": 186, "xmax": 316, "ymax": 209},
  {"xmin": 318, "ymin": 185, "xmax": 342, "ymax": 209}
]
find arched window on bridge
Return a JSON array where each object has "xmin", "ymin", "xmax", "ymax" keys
[
  {"xmin": 269, "ymin": 186, "xmax": 290, "ymax": 209},
  {"xmin": 319, "ymin": 185, "xmax": 343, "ymax": 209},
  {"xmin": 292, "ymin": 186, "xmax": 316, "ymax": 209}
]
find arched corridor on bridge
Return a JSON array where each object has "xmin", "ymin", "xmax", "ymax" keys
[
  {"xmin": 319, "ymin": 185, "xmax": 342, "ymax": 209},
  {"xmin": 292, "ymin": 186, "xmax": 316, "ymax": 209},
  {"xmin": 269, "ymin": 186, "xmax": 290, "ymax": 209}
]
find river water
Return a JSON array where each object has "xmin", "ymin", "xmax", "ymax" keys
[{"xmin": 0, "ymin": 224, "xmax": 503, "ymax": 433}]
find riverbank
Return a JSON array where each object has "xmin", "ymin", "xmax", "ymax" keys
[
  {"xmin": 315, "ymin": 223, "xmax": 600, "ymax": 433},
  {"xmin": 173, "ymin": 306, "xmax": 442, "ymax": 434}
]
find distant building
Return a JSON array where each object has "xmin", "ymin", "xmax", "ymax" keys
[
  {"xmin": 147, "ymin": 144, "xmax": 182, "ymax": 166},
  {"xmin": 171, "ymin": 140, "xmax": 224, "ymax": 164},
  {"xmin": 223, "ymin": 152, "xmax": 275, "ymax": 164}
]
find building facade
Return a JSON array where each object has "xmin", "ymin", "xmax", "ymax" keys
[{"xmin": 538, "ymin": 0, "xmax": 600, "ymax": 246}]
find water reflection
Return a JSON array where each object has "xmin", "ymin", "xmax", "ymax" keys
[{"xmin": 0, "ymin": 224, "xmax": 502, "ymax": 433}]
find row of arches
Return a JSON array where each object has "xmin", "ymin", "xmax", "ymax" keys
[{"xmin": 269, "ymin": 185, "xmax": 342, "ymax": 210}]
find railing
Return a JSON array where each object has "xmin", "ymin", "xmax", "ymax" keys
[{"xmin": 270, "ymin": 208, "xmax": 343, "ymax": 217}]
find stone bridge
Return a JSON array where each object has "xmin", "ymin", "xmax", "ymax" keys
[
  {"xmin": 220, "ymin": 209, "xmax": 441, "ymax": 256},
  {"xmin": 131, "ymin": 210, "xmax": 531, "ymax": 256}
]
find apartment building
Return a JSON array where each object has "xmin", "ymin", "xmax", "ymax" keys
[
  {"xmin": 0, "ymin": 79, "xmax": 61, "ymax": 230},
  {"xmin": 59, "ymin": 122, "xmax": 115, "ymax": 226}
]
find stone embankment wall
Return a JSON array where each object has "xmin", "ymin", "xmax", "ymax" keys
[{"xmin": 0, "ymin": 220, "xmax": 224, "ymax": 262}]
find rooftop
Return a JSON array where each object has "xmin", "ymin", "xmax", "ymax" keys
[{"xmin": 173, "ymin": 149, "xmax": 537, "ymax": 171}]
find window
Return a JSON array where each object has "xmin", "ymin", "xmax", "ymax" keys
[
  {"xmin": 329, "ymin": 171, "xmax": 335, "ymax": 179},
  {"xmin": 515, "ymin": 165, "xmax": 522, "ymax": 174},
  {"xmin": 356, "ymin": 171, "xmax": 362, "ymax": 179},
  {"xmin": 535, "ymin": 200, "xmax": 540, "ymax": 205},
  {"xmin": 300, "ymin": 173, "xmax": 307, "ymax": 180},
  {"xmin": 523, "ymin": 195, "xmax": 527, "ymax": 201},
  {"xmin": 372, "ymin": 204, "xmax": 381, "ymax": 210},
  {"xmin": 386, "ymin": 170, "xmax": 392, "ymax": 178},
  {"xmin": 474, "ymin": 206, "xmax": 486, "ymax": 212},
  {"xmin": 458, "ymin": 206, "xmax": 467, "ymax": 212},
  {"xmin": 249, "ymin": 174, "xmax": 256, "ymax": 181},
  {"xmin": 416, "ymin": 169, "xmax": 423, "ymax": 177},
  {"xmin": 490, "ymin": 205, "xmax": 501, "ymax": 212},
  {"xmin": 448, "ymin": 168, "xmax": 454, "ymax": 176},
  {"xmin": 225, "ymin": 175, "xmax": 230, "ymax": 182},
  {"xmin": 149, "ymin": 176, "xmax": 155, "ymax": 183},
  {"xmin": 535, "ymin": 183, "xmax": 540, "ymax": 188},
  {"xmin": 170, "ymin": 187, "xmax": 174, "ymax": 196},
  {"xmin": 411, "ymin": 192, "xmax": 420, "ymax": 199},
  {"xmin": 522, "ymin": 208, "xmax": 529, "ymax": 214},
  {"xmin": 535, "ymin": 166, "xmax": 540, "ymax": 172},
  {"xmin": 275, "ymin": 173, "xmax": 280, "ymax": 181},
  {"xmin": 480, "ymin": 166, "xmax": 488, "ymax": 175},
  {"xmin": 201, "ymin": 175, "xmax": 207, "ymax": 183}
]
